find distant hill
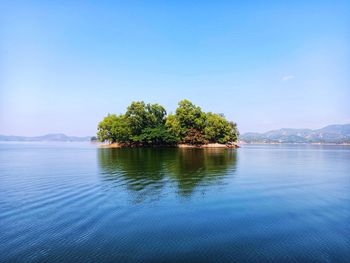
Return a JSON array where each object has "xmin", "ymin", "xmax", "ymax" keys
[
  {"xmin": 240, "ymin": 124, "xmax": 350, "ymax": 144},
  {"xmin": 0, "ymin": 133, "xmax": 91, "ymax": 142}
]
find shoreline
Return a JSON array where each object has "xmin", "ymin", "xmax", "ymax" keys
[
  {"xmin": 98, "ymin": 141, "xmax": 350, "ymax": 148},
  {"xmin": 99, "ymin": 143, "xmax": 240, "ymax": 148}
]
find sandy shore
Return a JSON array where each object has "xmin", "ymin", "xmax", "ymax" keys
[{"xmin": 99, "ymin": 143, "xmax": 122, "ymax": 148}]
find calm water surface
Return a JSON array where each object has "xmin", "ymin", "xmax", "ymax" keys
[{"xmin": 0, "ymin": 143, "xmax": 349, "ymax": 262}]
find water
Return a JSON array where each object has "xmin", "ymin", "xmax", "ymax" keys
[{"xmin": 0, "ymin": 143, "xmax": 349, "ymax": 262}]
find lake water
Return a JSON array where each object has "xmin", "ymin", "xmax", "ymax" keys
[{"xmin": 0, "ymin": 143, "xmax": 349, "ymax": 262}]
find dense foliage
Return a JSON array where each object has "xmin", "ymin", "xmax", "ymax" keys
[{"xmin": 97, "ymin": 100, "xmax": 239, "ymax": 146}]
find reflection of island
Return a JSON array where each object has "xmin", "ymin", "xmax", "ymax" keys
[{"xmin": 98, "ymin": 148, "xmax": 237, "ymax": 201}]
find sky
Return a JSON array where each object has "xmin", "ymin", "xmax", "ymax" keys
[{"xmin": 1, "ymin": 0, "xmax": 349, "ymax": 136}]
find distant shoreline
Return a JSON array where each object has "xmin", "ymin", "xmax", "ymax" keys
[{"xmin": 238, "ymin": 141, "xmax": 350, "ymax": 146}]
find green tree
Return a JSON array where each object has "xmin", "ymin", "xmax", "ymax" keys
[
  {"xmin": 204, "ymin": 112, "xmax": 237, "ymax": 144},
  {"xmin": 111, "ymin": 115, "xmax": 132, "ymax": 143},
  {"xmin": 125, "ymin": 101, "xmax": 149, "ymax": 135},
  {"xmin": 125, "ymin": 101, "xmax": 167, "ymax": 136},
  {"xmin": 97, "ymin": 114, "xmax": 118, "ymax": 143},
  {"xmin": 165, "ymin": 114, "xmax": 181, "ymax": 139},
  {"xmin": 135, "ymin": 125, "xmax": 179, "ymax": 145},
  {"xmin": 97, "ymin": 114, "xmax": 131, "ymax": 143},
  {"xmin": 146, "ymin": 103, "xmax": 167, "ymax": 126},
  {"xmin": 175, "ymin": 100, "xmax": 207, "ymax": 136},
  {"xmin": 228, "ymin": 121, "xmax": 239, "ymax": 142}
]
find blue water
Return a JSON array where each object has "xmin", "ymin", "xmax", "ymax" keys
[{"xmin": 0, "ymin": 143, "xmax": 349, "ymax": 262}]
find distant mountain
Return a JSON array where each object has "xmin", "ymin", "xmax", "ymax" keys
[
  {"xmin": 0, "ymin": 133, "xmax": 91, "ymax": 142},
  {"xmin": 240, "ymin": 124, "xmax": 350, "ymax": 144}
]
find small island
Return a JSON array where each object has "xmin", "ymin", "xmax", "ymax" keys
[{"xmin": 97, "ymin": 100, "xmax": 239, "ymax": 148}]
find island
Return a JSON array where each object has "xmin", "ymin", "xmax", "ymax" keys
[{"xmin": 97, "ymin": 100, "xmax": 239, "ymax": 148}]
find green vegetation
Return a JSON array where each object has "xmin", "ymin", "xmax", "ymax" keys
[{"xmin": 97, "ymin": 100, "xmax": 239, "ymax": 146}]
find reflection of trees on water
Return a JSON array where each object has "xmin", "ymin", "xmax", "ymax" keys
[
  {"xmin": 167, "ymin": 148, "xmax": 237, "ymax": 196},
  {"xmin": 98, "ymin": 148, "xmax": 237, "ymax": 201}
]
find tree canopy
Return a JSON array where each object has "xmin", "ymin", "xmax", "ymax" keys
[{"xmin": 97, "ymin": 100, "xmax": 239, "ymax": 146}]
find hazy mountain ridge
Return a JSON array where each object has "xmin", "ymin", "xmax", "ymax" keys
[
  {"xmin": 0, "ymin": 133, "xmax": 91, "ymax": 142},
  {"xmin": 240, "ymin": 124, "xmax": 350, "ymax": 144}
]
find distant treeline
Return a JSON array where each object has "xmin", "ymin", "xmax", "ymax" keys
[{"xmin": 97, "ymin": 100, "xmax": 239, "ymax": 146}]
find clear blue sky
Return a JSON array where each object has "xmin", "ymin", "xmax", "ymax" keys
[{"xmin": 1, "ymin": 1, "xmax": 349, "ymax": 136}]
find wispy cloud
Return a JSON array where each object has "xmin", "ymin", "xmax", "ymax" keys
[{"xmin": 282, "ymin": 75, "xmax": 295, "ymax": 81}]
